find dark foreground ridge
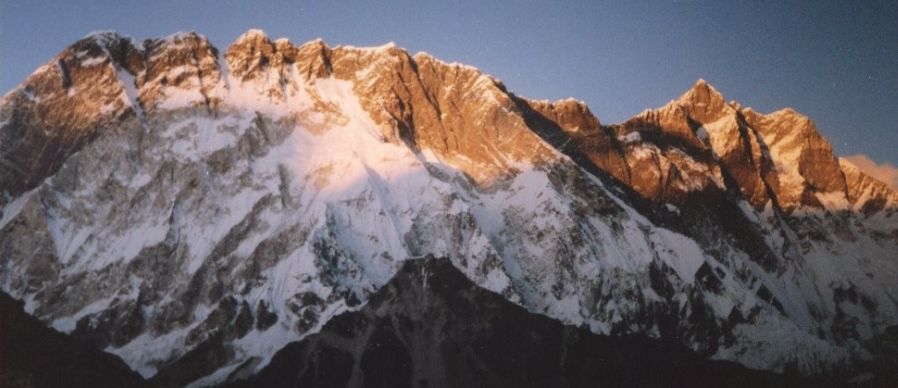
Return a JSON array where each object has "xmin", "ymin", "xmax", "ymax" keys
[
  {"xmin": 225, "ymin": 257, "xmax": 831, "ymax": 388},
  {"xmin": 0, "ymin": 291, "xmax": 147, "ymax": 388}
]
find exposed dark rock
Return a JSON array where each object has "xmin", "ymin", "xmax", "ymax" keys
[
  {"xmin": 0, "ymin": 291, "xmax": 146, "ymax": 388},
  {"xmin": 225, "ymin": 257, "xmax": 833, "ymax": 388},
  {"xmin": 150, "ymin": 333, "xmax": 233, "ymax": 388}
]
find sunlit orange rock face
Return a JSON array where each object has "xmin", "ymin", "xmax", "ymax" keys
[
  {"xmin": 615, "ymin": 80, "xmax": 777, "ymax": 206},
  {"xmin": 741, "ymin": 107, "xmax": 848, "ymax": 210},
  {"xmin": 840, "ymin": 157, "xmax": 898, "ymax": 215},
  {"xmin": 529, "ymin": 78, "xmax": 869, "ymax": 214},
  {"xmin": 0, "ymin": 32, "xmax": 225, "ymax": 202},
  {"xmin": 5, "ymin": 29, "xmax": 890, "ymax": 212},
  {"xmin": 219, "ymin": 30, "xmax": 560, "ymax": 183},
  {"xmin": 0, "ymin": 33, "xmax": 133, "ymax": 201},
  {"xmin": 522, "ymin": 98, "xmax": 632, "ymax": 184}
]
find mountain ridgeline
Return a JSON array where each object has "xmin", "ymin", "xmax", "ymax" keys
[
  {"xmin": 0, "ymin": 29, "xmax": 896, "ymax": 386},
  {"xmin": 225, "ymin": 257, "xmax": 835, "ymax": 388}
]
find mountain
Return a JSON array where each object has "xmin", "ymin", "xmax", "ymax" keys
[
  {"xmin": 0, "ymin": 290, "xmax": 147, "ymax": 387},
  {"xmin": 0, "ymin": 29, "xmax": 896, "ymax": 386},
  {"xmin": 225, "ymin": 257, "xmax": 830, "ymax": 388}
]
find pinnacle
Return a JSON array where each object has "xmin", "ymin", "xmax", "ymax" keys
[
  {"xmin": 681, "ymin": 78, "xmax": 725, "ymax": 104},
  {"xmin": 241, "ymin": 28, "xmax": 269, "ymax": 39},
  {"xmin": 76, "ymin": 30, "xmax": 132, "ymax": 53},
  {"xmin": 668, "ymin": 78, "xmax": 729, "ymax": 122},
  {"xmin": 227, "ymin": 29, "xmax": 275, "ymax": 56},
  {"xmin": 770, "ymin": 107, "xmax": 799, "ymax": 116},
  {"xmin": 231, "ymin": 28, "xmax": 272, "ymax": 46},
  {"xmin": 297, "ymin": 38, "xmax": 328, "ymax": 52}
]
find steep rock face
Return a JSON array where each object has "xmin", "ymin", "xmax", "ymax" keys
[
  {"xmin": 839, "ymin": 158, "xmax": 898, "ymax": 215},
  {"xmin": 608, "ymin": 79, "xmax": 852, "ymax": 213},
  {"xmin": 522, "ymin": 98, "xmax": 631, "ymax": 185},
  {"xmin": 1, "ymin": 29, "xmax": 897, "ymax": 386},
  {"xmin": 0, "ymin": 31, "xmax": 225, "ymax": 207},
  {"xmin": 616, "ymin": 80, "xmax": 773, "ymax": 206},
  {"xmin": 408, "ymin": 54, "xmax": 558, "ymax": 181},
  {"xmin": 139, "ymin": 32, "xmax": 222, "ymax": 113},
  {"xmin": 742, "ymin": 107, "xmax": 848, "ymax": 211},
  {"xmin": 0, "ymin": 33, "xmax": 141, "ymax": 204},
  {"xmin": 221, "ymin": 29, "xmax": 557, "ymax": 183}
]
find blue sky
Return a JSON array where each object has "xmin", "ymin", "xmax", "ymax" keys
[{"xmin": 2, "ymin": 1, "xmax": 896, "ymax": 167}]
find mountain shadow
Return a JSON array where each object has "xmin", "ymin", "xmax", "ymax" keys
[
  {"xmin": 0, "ymin": 291, "xmax": 147, "ymax": 388},
  {"xmin": 225, "ymin": 256, "xmax": 836, "ymax": 388}
]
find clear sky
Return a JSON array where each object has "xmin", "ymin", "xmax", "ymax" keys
[{"xmin": 2, "ymin": 1, "xmax": 896, "ymax": 167}]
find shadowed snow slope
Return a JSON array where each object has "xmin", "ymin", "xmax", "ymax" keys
[{"xmin": 1, "ymin": 29, "xmax": 896, "ymax": 386}]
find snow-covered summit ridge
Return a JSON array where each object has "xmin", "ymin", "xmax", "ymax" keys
[
  {"xmin": 16, "ymin": 27, "xmax": 886, "ymax": 216},
  {"xmin": 7, "ymin": 27, "xmax": 872, "ymax": 203}
]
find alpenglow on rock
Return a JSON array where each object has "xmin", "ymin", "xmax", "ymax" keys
[{"xmin": 1, "ymin": 29, "xmax": 896, "ymax": 386}]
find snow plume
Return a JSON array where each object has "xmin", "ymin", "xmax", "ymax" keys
[{"xmin": 843, "ymin": 154, "xmax": 898, "ymax": 190}]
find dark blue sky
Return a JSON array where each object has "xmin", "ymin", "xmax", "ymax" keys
[{"xmin": 2, "ymin": 1, "xmax": 896, "ymax": 165}]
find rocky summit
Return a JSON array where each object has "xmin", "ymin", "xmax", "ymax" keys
[{"xmin": 0, "ymin": 29, "xmax": 896, "ymax": 386}]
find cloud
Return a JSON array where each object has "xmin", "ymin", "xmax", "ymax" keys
[{"xmin": 843, "ymin": 154, "xmax": 898, "ymax": 190}]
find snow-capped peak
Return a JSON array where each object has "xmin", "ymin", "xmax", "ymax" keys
[{"xmin": 236, "ymin": 28, "xmax": 269, "ymax": 41}]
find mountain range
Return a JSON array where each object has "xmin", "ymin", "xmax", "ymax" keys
[{"xmin": 1, "ymin": 29, "xmax": 896, "ymax": 386}]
